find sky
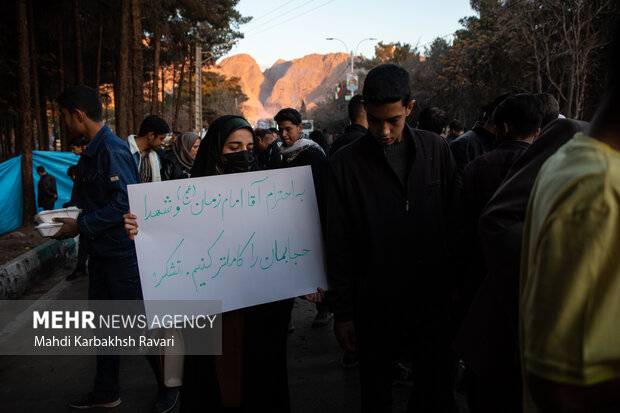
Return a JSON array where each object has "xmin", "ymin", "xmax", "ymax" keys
[{"xmin": 220, "ymin": 0, "xmax": 477, "ymax": 70}]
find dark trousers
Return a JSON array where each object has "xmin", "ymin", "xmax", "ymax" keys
[
  {"xmin": 356, "ymin": 313, "xmax": 453, "ymax": 413},
  {"xmin": 242, "ymin": 298, "xmax": 295, "ymax": 412},
  {"xmin": 88, "ymin": 251, "xmax": 142, "ymax": 400},
  {"xmin": 180, "ymin": 298, "xmax": 294, "ymax": 413},
  {"xmin": 465, "ymin": 362, "xmax": 522, "ymax": 413},
  {"xmin": 75, "ymin": 236, "xmax": 88, "ymax": 273}
]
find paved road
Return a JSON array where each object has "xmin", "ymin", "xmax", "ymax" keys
[{"xmin": 0, "ymin": 258, "xmax": 422, "ymax": 412}]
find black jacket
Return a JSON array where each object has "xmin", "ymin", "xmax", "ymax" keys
[
  {"xmin": 37, "ymin": 173, "xmax": 57, "ymax": 208},
  {"xmin": 327, "ymin": 126, "xmax": 457, "ymax": 322},
  {"xmin": 329, "ymin": 124, "xmax": 367, "ymax": 157},
  {"xmin": 449, "ymin": 122, "xmax": 496, "ymax": 189},
  {"xmin": 258, "ymin": 138, "xmax": 283, "ymax": 170},
  {"xmin": 282, "ymin": 144, "xmax": 327, "ymax": 230},
  {"xmin": 454, "ymin": 118, "xmax": 590, "ymax": 374},
  {"xmin": 157, "ymin": 147, "xmax": 187, "ymax": 180}
]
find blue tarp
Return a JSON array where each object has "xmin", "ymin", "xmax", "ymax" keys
[
  {"xmin": 0, "ymin": 151, "xmax": 80, "ymax": 235},
  {"xmin": 32, "ymin": 151, "xmax": 80, "ymax": 212},
  {"xmin": 0, "ymin": 155, "xmax": 23, "ymax": 235}
]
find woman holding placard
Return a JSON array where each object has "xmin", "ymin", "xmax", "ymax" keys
[{"xmin": 125, "ymin": 115, "xmax": 322, "ymax": 413}]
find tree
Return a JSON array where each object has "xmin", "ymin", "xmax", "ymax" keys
[
  {"xmin": 201, "ymin": 71, "xmax": 247, "ymax": 125},
  {"xmin": 16, "ymin": 0, "xmax": 35, "ymax": 223},
  {"xmin": 498, "ymin": 0, "xmax": 618, "ymax": 119}
]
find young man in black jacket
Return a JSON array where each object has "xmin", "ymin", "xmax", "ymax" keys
[{"xmin": 327, "ymin": 64, "xmax": 457, "ymax": 412}]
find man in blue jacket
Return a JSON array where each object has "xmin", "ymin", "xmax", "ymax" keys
[{"xmin": 53, "ymin": 85, "xmax": 141, "ymax": 409}]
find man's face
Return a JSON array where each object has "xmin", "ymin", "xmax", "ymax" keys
[
  {"xmin": 71, "ymin": 145, "xmax": 82, "ymax": 156},
  {"xmin": 60, "ymin": 107, "xmax": 87, "ymax": 139},
  {"xmin": 147, "ymin": 132, "xmax": 166, "ymax": 150},
  {"xmin": 365, "ymin": 100, "xmax": 414, "ymax": 146},
  {"xmin": 277, "ymin": 120, "xmax": 302, "ymax": 147}
]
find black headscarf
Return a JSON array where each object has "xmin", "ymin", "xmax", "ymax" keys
[{"xmin": 190, "ymin": 115, "xmax": 254, "ymax": 177}]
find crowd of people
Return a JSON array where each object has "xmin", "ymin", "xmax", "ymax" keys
[{"xmin": 48, "ymin": 22, "xmax": 620, "ymax": 413}]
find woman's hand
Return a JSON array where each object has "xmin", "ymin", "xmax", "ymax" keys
[
  {"xmin": 123, "ymin": 212, "xmax": 139, "ymax": 240},
  {"xmin": 304, "ymin": 287, "xmax": 325, "ymax": 303}
]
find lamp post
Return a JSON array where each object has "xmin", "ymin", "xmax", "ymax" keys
[
  {"xmin": 326, "ymin": 37, "xmax": 377, "ymax": 98},
  {"xmin": 326, "ymin": 37, "xmax": 377, "ymax": 73}
]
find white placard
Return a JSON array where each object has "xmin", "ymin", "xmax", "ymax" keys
[{"xmin": 127, "ymin": 166, "xmax": 327, "ymax": 316}]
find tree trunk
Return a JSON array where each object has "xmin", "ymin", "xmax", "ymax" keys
[
  {"xmin": 131, "ymin": 0, "xmax": 143, "ymax": 131},
  {"xmin": 58, "ymin": 23, "xmax": 68, "ymax": 151},
  {"xmin": 73, "ymin": 0, "xmax": 84, "ymax": 84},
  {"xmin": 115, "ymin": 0, "xmax": 131, "ymax": 139},
  {"xmin": 151, "ymin": 26, "xmax": 161, "ymax": 115},
  {"xmin": 40, "ymin": 91, "xmax": 49, "ymax": 150},
  {"xmin": 27, "ymin": 0, "xmax": 46, "ymax": 151},
  {"xmin": 161, "ymin": 66, "xmax": 166, "ymax": 120},
  {"xmin": 188, "ymin": 45, "xmax": 194, "ymax": 131},
  {"xmin": 51, "ymin": 100, "xmax": 58, "ymax": 150},
  {"xmin": 96, "ymin": 15, "xmax": 103, "ymax": 89},
  {"xmin": 172, "ymin": 61, "xmax": 185, "ymax": 132},
  {"xmin": 17, "ymin": 0, "xmax": 35, "ymax": 223}
]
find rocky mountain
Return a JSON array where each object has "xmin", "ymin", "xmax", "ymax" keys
[{"xmin": 215, "ymin": 52, "xmax": 350, "ymax": 124}]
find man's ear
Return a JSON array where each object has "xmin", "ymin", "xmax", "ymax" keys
[
  {"xmin": 406, "ymin": 99, "xmax": 416, "ymax": 116},
  {"xmin": 73, "ymin": 109, "xmax": 85, "ymax": 123},
  {"xmin": 499, "ymin": 122, "xmax": 509, "ymax": 136}
]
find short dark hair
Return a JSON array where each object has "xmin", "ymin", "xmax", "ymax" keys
[
  {"xmin": 418, "ymin": 106, "xmax": 447, "ymax": 135},
  {"xmin": 492, "ymin": 93, "xmax": 544, "ymax": 139},
  {"xmin": 67, "ymin": 165, "xmax": 78, "ymax": 178},
  {"xmin": 535, "ymin": 93, "xmax": 560, "ymax": 128},
  {"xmin": 56, "ymin": 85, "xmax": 103, "ymax": 122},
  {"xmin": 255, "ymin": 128, "xmax": 268, "ymax": 139},
  {"xmin": 482, "ymin": 87, "xmax": 530, "ymax": 122},
  {"xmin": 449, "ymin": 119, "xmax": 464, "ymax": 132},
  {"xmin": 274, "ymin": 108, "xmax": 302, "ymax": 125},
  {"xmin": 348, "ymin": 94, "xmax": 365, "ymax": 121},
  {"xmin": 138, "ymin": 115, "xmax": 170, "ymax": 137},
  {"xmin": 69, "ymin": 137, "xmax": 88, "ymax": 147},
  {"xmin": 268, "ymin": 127, "xmax": 279, "ymax": 136},
  {"xmin": 36, "ymin": 166, "xmax": 45, "ymax": 173},
  {"xmin": 362, "ymin": 64, "xmax": 410, "ymax": 106}
]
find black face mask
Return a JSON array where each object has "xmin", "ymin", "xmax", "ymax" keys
[{"xmin": 221, "ymin": 150, "xmax": 257, "ymax": 174}]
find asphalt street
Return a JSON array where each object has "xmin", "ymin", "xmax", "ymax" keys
[{"xmin": 0, "ymin": 257, "xmax": 419, "ymax": 412}]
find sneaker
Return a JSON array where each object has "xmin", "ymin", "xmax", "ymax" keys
[
  {"xmin": 393, "ymin": 362, "xmax": 414, "ymax": 386},
  {"xmin": 68, "ymin": 393, "xmax": 121, "ymax": 409},
  {"xmin": 153, "ymin": 387, "xmax": 179, "ymax": 413},
  {"xmin": 66, "ymin": 269, "xmax": 87, "ymax": 281},
  {"xmin": 340, "ymin": 350, "xmax": 359, "ymax": 368},
  {"xmin": 311, "ymin": 310, "xmax": 333, "ymax": 328}
]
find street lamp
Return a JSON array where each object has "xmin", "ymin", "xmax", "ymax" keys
[{"xmin": 326, "ymin": 37, "xmax": 377, "ymax": 73}]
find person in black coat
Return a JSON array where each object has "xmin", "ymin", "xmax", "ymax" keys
[
  {"xmin": 275, "ymin": 108, "xmax": 327, "ymax": 228},
  {"xmin": 328, "ymin": 64, "xmax": 457, "ymax": 412},
  {"xmin": 329, "ymin": 94, "xmax": 368, "ymax": 157},
  {"xmin": 36, "ymin": 166, "xmax": 57, "ymax": 210}
]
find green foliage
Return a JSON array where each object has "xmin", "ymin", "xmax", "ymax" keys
[
  {"xmin": 201, "ymin": 71, "xmax": 248, "ymax": 124},
  {"xmin": 0, "ymin": 0, "xmax": 250, "ymax": 157}
]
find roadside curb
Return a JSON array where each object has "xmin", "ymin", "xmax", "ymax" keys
[{"xmin": 0, "ymin": 238, "xmax": 76, "ymax": 299}]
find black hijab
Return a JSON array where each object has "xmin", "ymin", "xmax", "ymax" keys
[{"xmin": 190, "ymin": 115, "xmax": 254, "ymax": 177}]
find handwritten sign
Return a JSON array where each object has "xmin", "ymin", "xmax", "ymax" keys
[{"xmin": 127, "ymin": 166, "xmax": 327, "ymax": 317}]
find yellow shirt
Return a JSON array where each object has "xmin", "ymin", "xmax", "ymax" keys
[{"xmin": 520, "ymin": 133, "xmax": 620, "ymax": 412}]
